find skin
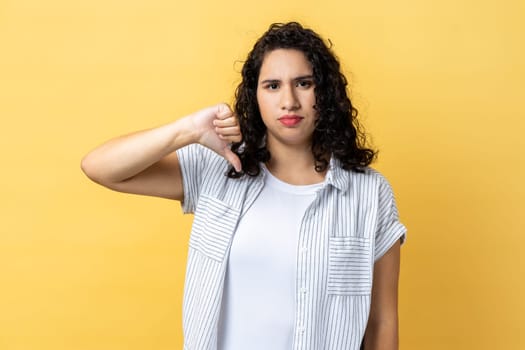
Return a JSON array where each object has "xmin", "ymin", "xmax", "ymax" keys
[
  {"xmin": 256, "ymin": 48, "xmax": 325, "ymax": 185},
  {"xmin": 363, "ymin": 240, "xmax": 401, "ymax": 350},
  {"xmin": 257, "ymin": 49, "xmax": 317, "ymax": 151},
  {"xmin": 81, "ymin": 48, "xmax": 400, "ymax": 349},
  {"xmin": 80, "ymin": 103, "xmax": 241, "ymax": 201}
]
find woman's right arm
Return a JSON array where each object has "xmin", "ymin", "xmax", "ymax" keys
[{"xmin": 80, "ymin": 103, "xmax": 241, "ymax": 201}]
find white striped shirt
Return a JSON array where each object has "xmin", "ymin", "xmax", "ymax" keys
[{"xmin": 176, "ymin": 144, "xmax": 407, "ymax": 350}]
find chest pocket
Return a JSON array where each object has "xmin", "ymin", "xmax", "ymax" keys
[
  {"xmin": 327, "ymin": 236, "xmax": 372, "ymax": 295},
  {"xmin": 190, "ymin": 194, "xmax": 241, "ymax": 262}
]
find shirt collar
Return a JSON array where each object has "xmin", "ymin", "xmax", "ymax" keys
[{"xmin": 324, "ymin": 156, "xmax": 351, "ymax": 192}]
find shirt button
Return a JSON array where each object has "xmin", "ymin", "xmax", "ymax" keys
[
  {"xmin": 298, "ymin": 326, "xmax": 306, "ymax": 333},
  {"xmin": 301, "ymin": 247, "xmax": 308, "ymax": 253},
  {"xmin": 300, "ymin": 287, "xmax": 308, "ymax": 294}
]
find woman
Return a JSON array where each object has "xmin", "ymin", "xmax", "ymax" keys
[{"xmin": 81, "ymin": 22, "xmax": 406, "ymax": 350}]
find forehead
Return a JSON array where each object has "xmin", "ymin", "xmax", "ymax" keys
[{"xmin": 258, "ymin": 49, "xmax": 313, "ymax": 79}]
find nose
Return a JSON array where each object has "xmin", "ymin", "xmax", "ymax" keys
[{"xmin": 280, "ymin": 84, "xmax": 300, "ymax": 111}]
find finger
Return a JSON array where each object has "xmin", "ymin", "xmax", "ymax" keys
[
  {"xmin": 215, "ymin": 126, "xmax": 241, "ymax": 136},
  {"xmin": 223, "ymin": 148, "xmax": 242, "ymax": 172},
  {"xmin": 216, "ymin": 105, "xmax": 234, "ymax": 120},
  {"xmin": 213, "ymin": 117, "xmax": 238, "ymax": 127}
]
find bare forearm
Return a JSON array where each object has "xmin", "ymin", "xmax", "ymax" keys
[
  {"xmin": 363, "ymin": 319, "xmax": 398, "ymax": 350},
  {"xmin": 81, "ymin": 115, "xmax": 196, "ymax": 184}
]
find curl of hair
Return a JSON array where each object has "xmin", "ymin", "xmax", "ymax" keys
[{"xmin": 228, "ymin": 22, "xmax": 376, "ymax": 178}]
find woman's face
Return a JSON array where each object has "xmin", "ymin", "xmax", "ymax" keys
[{"xmin": 256, "ymin": 48, "xmax": 317, "ymax": 151}]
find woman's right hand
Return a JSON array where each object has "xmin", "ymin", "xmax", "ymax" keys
[{"xmin": 191, "ymin": 103, "xmax": 242, "ymax": 172}]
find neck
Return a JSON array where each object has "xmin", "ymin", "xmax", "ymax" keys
[{"xmin": 265, "ymin": 142, "xmax": 327, "ymax": 185}]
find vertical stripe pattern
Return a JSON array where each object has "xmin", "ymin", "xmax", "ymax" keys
[{"xmin": 176, "ymin": 144, "xmax": 407, "ymax": 350}]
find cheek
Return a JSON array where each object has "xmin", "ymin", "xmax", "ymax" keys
[
  {"xmin": 256, "ymin": 93, "xmax": 272, "ymax": 114},
  {"xmin": 308, "ymin": 91, "xmax": 317, "ymax": 106}
]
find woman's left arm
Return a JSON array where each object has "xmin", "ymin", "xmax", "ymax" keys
[{"xmin": 362, "ymin": 239, "xmax": 402, "ymax": 350}]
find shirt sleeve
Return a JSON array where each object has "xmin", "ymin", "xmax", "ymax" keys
[
  {"xmin": 374, "ymin": 174, "xmax": 407, "ymax": 262},
  {"xmin": 175, "ymin": 144, "xmax": 209, "ymax": 214}
]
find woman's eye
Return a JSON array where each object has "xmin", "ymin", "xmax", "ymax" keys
[
  {"xmin": 266, "ymin": 83, "xmax": 279, "ymax": 90},
  {"xmin": 297, "ymin": 80, "xmax": 313, "ymax": 88}
]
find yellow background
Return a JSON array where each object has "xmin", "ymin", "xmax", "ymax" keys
[{"xmin": 1, "ymin": 0, "xmax": 524, "ymax": 349}]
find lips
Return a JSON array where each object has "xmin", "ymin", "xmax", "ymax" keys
[{"xmin": 278, "ymin": 115, "xmax": 304, "ymax": 126}]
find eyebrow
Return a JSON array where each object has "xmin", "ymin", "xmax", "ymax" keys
[{"xmin": 259, "ymin": 75, "xmax": 314, "ymax": 85}]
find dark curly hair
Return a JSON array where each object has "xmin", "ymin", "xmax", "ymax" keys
[{"xmin": 228, "ymin": 22, "xmax": 376, "ymax": 178}]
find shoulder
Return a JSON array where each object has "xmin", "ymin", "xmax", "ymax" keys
[
  {"xmin": 363, "ymin": 167, "xmax": 391, "ymax": 185},
  {"xmin": 176, "ymin": 143, "xmax": 231, "ymax": 190},
  {"xmin": 336, "ymin": 166, "xmax": 398, "ymax": 203},
  {"xmin": 354, "ymin": 168, "xmax": 400, "ymax": 209},
  {"xmin": 177, "ymin": 144, "xmax": 228, "ymax": 170},
  {"xmin": 345, "ymin": 166, "xmax": 391, "ymax": 187}
]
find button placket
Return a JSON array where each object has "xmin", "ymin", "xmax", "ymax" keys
[
  {"xmin": 295, "ymin": 218, "xmax": 308, "ymax": 343},
  {"xmin": 293, "ymin": 199, "xmax": 320, "ymax": 348}
]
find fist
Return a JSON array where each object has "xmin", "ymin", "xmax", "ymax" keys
[
  {"xmin": 212, "ymin": 103, "xmax": 242, "ymax": 144},
  {"xmin": 192, "ymin": 103, "xmax": 242, "ymax": 172}
]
